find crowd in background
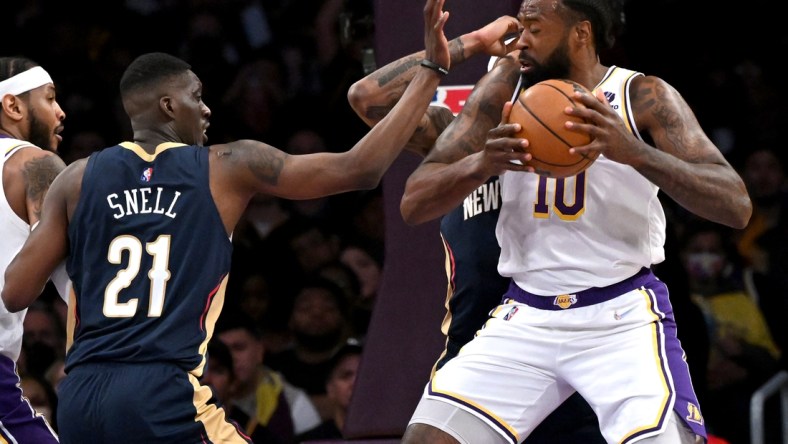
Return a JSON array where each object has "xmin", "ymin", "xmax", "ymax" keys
[{"xmin": 5, "ymin": 0, "xmax": 786, "ymax": 443}]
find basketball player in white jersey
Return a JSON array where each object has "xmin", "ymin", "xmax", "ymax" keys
[
  {"xmin": 0, "ymin": 57, "xmax": 66, "ymax": 443},
  {"xmin": 398, "ymin": 0, "xmax": 752, "ymax": 443}
]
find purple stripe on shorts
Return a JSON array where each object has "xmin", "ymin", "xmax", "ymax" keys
[
  {"xmin": 504, "ymin": 267, "xmax": 653, "ymax": 310},
  {"xmin": 651, "ymin": 284, "xmax": 708, "ymax": 440},
  {"xmin": 0, "ymin": 354, "xmax": 59, "ymax": 443}
]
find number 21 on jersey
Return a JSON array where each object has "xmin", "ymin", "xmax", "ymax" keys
[{"xmin": 104, "ymin": 235, "xmax": 172, "ymax": 318}]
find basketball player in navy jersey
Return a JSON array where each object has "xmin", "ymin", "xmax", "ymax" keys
[
  {"xmin": 395, "ymin": 0, "xmax": 752, "ymax": 443},
  {"xmin": 0, "ymin": 56, "xmax": 66, "ymax": 443},
  {"xmin": 1, "ymin": 0, "xmax": 451, "ymax": 442},
  {"xmin": 349, "ymin": 13, "xmax": 605, "ymax": 443}
]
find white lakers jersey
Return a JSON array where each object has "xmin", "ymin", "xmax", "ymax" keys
[
  {"xmin": 0, "ymin": 138, "xmax": 39, "ymax": 362},
  {"xmin": 497, "ymin": 66, "xmax": 666, "ymax": 295}
]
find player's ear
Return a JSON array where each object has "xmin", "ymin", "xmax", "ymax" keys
[
  {"xmin": 1, "ymin": 94, "xmax": 24, "ymax": 122},
  {"xmin": 573, "ymin": 20, "xmax": 592, "ymax": 46},
  {"xmin": 160, "ymin": 97, "xmax": 175, "ymax": 116}
]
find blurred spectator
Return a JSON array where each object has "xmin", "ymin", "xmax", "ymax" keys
[
  {"xmin": 216, "ymin": 311, "xmax": 321, "ymax": 441},
  {"xmin": 236, "ymin": 272, "xmax": 293, "ymax": 354},
  {"xmin": 275, "ymin": 217, "xmax": 343, "ymax": 277},
  {"xmin": 338, "ymin": 239, "xmax": 383, "ymax": 338},
  {"xmin": 680, "ymin": 219, "xmax": 781, "ymax": 443},
  {"xmin": 221, "ymin": 57, "xmax": 286, "ymax": 142},
  {"xmin": 295, "ymin": 340, "xmax": 363, "ymax": 442},
  {"xmin": 21, "ymin": 301, "xmax": 65, "ymax": 380},
  {"xmin": 19, "ymin": 374, "xmax": 58, "ymax": 432},
  {"xmin": 736, "ymin": 147, "xmax": 788, "ymax": 271},
  {"xmin": 204, "ymin": 338, "xmax": 286, "ymax": 444},
  {"xmin": 266, "ymin": 277, "xmax": 351, "ymax": 420}
]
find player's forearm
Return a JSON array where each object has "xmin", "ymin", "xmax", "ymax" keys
[
  {"xmin": 636, "ymin": 151, "xmax": 752, "ymax": 229},
  {"xmin": 3, "ymin": 257, "xmax": 49, "ymax": 312},
  {"xmin": 400, "ymin": 154, "xmax": 489, "ymax": 225},
  {"xmin": 347, "ymin": 33, "xmax": 480, "ymax": 127}
]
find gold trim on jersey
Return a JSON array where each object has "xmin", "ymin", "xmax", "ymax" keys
[
  {"xmin": 593, "ymin": 66, "xmax": 644, "ymax": 138},
  {"xmin": 120, "ymin": 141, "xmax": 188, "ymax": 162},
  {"xmin": 189, "ymin": 373, "xmax": 250, "ymax": 443},
  {"xmin": 3, "ymin": 142, "xmax": 34, "ymax": 157},
  {"xmin": 192, "ymin": 273, "xmax": 230, "ymax": 379}
]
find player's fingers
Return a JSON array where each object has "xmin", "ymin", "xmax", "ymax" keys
[
  {"xmin": 436, "ymin": 10, "xmax": 449, "ymax": 30},
  {"xmin": 424, "ymin": 0, "xmax": 441, "ymax": 28},
  {"xmin": 564, "ymin": 120, "xmax": 597, "ymax": 140},
  {"xmin": 500, "ymin": 101, "xmax": 513, "ymax": 125},
  {"xmin": 488, "ymin": 122, "xmax": 520, "ymax": 139}
]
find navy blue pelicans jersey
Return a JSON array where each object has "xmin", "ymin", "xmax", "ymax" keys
[
  {"xmin": 65, "ymin": 142, "xmax": 230, "ymax": 377},
  {"xmin": 435, "ymin": 176, "xmax": 507, "ymax": 370}
]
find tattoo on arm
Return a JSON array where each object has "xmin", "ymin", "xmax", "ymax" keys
[
  {"xmin": 23, "ymin": 155, "xmax": 64, "ymax": 221},
  {"xmin": 635, "ymin": 80, "xmax": 706, "ymax": 162},
  {"xmin": 377, "ymin": 58, "xmax": 420, "ymax": 87},
  {"xmin": 366, "ymin": 104, "xmax": 398, "ymax": 121},
  {"xmin": 246, "ymin": 146, "xmax": 285, "ymax": 186},
  {"xmin": 449, "ymin": 37, "xmax": 466, "ymax": 64}
]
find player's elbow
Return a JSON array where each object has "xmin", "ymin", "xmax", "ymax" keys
[
  {"xmin": 1, "ymin": 273, "xmax": 40, "ymax": 312},
  {"xmin": 350, "ymin": 170, "xmax": 384, "ymax": 192},
  {"xmin": 1, "ymin": 291, "xmax": 27, "ymax": 313},
  {"xmin": 400, "ymin": 196, "xmax": 427, "ymax": 226},
  {"xmin": 347, "ymin": 81, "xmax": 374, "ymax": 125},
  {"xmin": 729, "ymin": 196, "xmax": 753, "ymax": 230}
]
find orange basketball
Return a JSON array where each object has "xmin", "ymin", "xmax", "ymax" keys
[{"xmin": 510, "ymin": 78, "xmax": 597, "ymax": 178}]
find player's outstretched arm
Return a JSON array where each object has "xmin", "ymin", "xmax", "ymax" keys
[
  {"xmin": 347, "ymin": 14, "xmax": 521, "ymax": 157},
  {"xmin": 567, "ymin": 75, "xmax": 752, "ymax": 229},
  {"xmin": 399, "ymin": 54, "xmax": 522, "ymax": 225}
]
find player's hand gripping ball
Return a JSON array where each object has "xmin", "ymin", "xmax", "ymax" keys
[{"xmin": 510, "ymin": 78, "xmax": 598, "ymax": 178}]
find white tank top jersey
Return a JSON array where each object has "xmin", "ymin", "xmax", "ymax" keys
[
  {"xmin": 0, "ymin": 138, "xmax": 39, "ymax": 362},
  {"xmin": 497, "ymin": 66, "xmax": 666, "ymax": 295}
]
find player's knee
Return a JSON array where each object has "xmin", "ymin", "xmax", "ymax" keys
[{"xmin": 402, "ymin": 423, "xmax": 459, "ymax": 444}]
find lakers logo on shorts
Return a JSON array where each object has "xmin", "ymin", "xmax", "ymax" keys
[
  {"xmin": 685, "ymin": 402, "xmax": 704, "ymax": 425},
  {"xmin": 553, "ymin": 294, "xmax": 577, "ymax": 309}
]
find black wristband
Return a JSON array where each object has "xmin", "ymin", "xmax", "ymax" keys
[{"xmin": 420, "ymin": 59, "xmax": 449, "ymax": 76}]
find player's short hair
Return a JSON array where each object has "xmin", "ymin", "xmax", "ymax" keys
[
  {"xmin": 0, "ymin": 57, "xmax": 40, "ymax": 83},
  {"xmin": 561, "ymin": 0, "xmax": 626, "ymax": 51},
  {"xmin": 119, "ymin": 52, "xmax": 191, "ymax": 96},
  {"xmin": 0, "ymin": 57, "xmax": 41, "ymax": 97}
]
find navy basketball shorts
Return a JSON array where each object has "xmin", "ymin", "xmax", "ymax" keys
[{"xmin": 57, "ymin": 361, "xmax": 251, "ymax": 444}]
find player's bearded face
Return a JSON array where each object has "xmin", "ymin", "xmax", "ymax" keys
[
  {"xmin": 27, "ymin": 108, "xmax": 55, "ymax": 152},
  {"xmin": 521, "ymin": 38, "xmax": 572, "ymax": 86}
]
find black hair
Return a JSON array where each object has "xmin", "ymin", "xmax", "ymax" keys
[
  {"xmin": 0, "ymin": 56, "xmax": 40, "ymax": 82},
  {"xmin": 214, "ymin": 308, "xmax": 263, "ymax": 339},
  {"xmin": 325, "ymin": 338, "xmax": 364, "ymax": 383},
  {"xmin": 119, "ymin": 52, "xmax": 191, "ymax": 96},
  {"xmin": 0, "ymin": 57, "xmax": 41, "ymax": 105},
  {"xmin": 561, "ymin": 0, "xmax": 626, "ymax": 51},
  {"xmin": 207, "ymin": 337, "xmax": 234, "ymax": 372},
  {"xmin": 293, "ymin": 275, "xmax": 351, "ymax": 317}
]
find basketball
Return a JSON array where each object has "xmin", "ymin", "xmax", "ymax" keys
[{"xmin": 510, "ymin": 78, "xmax": 598, "ymax": 178}]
